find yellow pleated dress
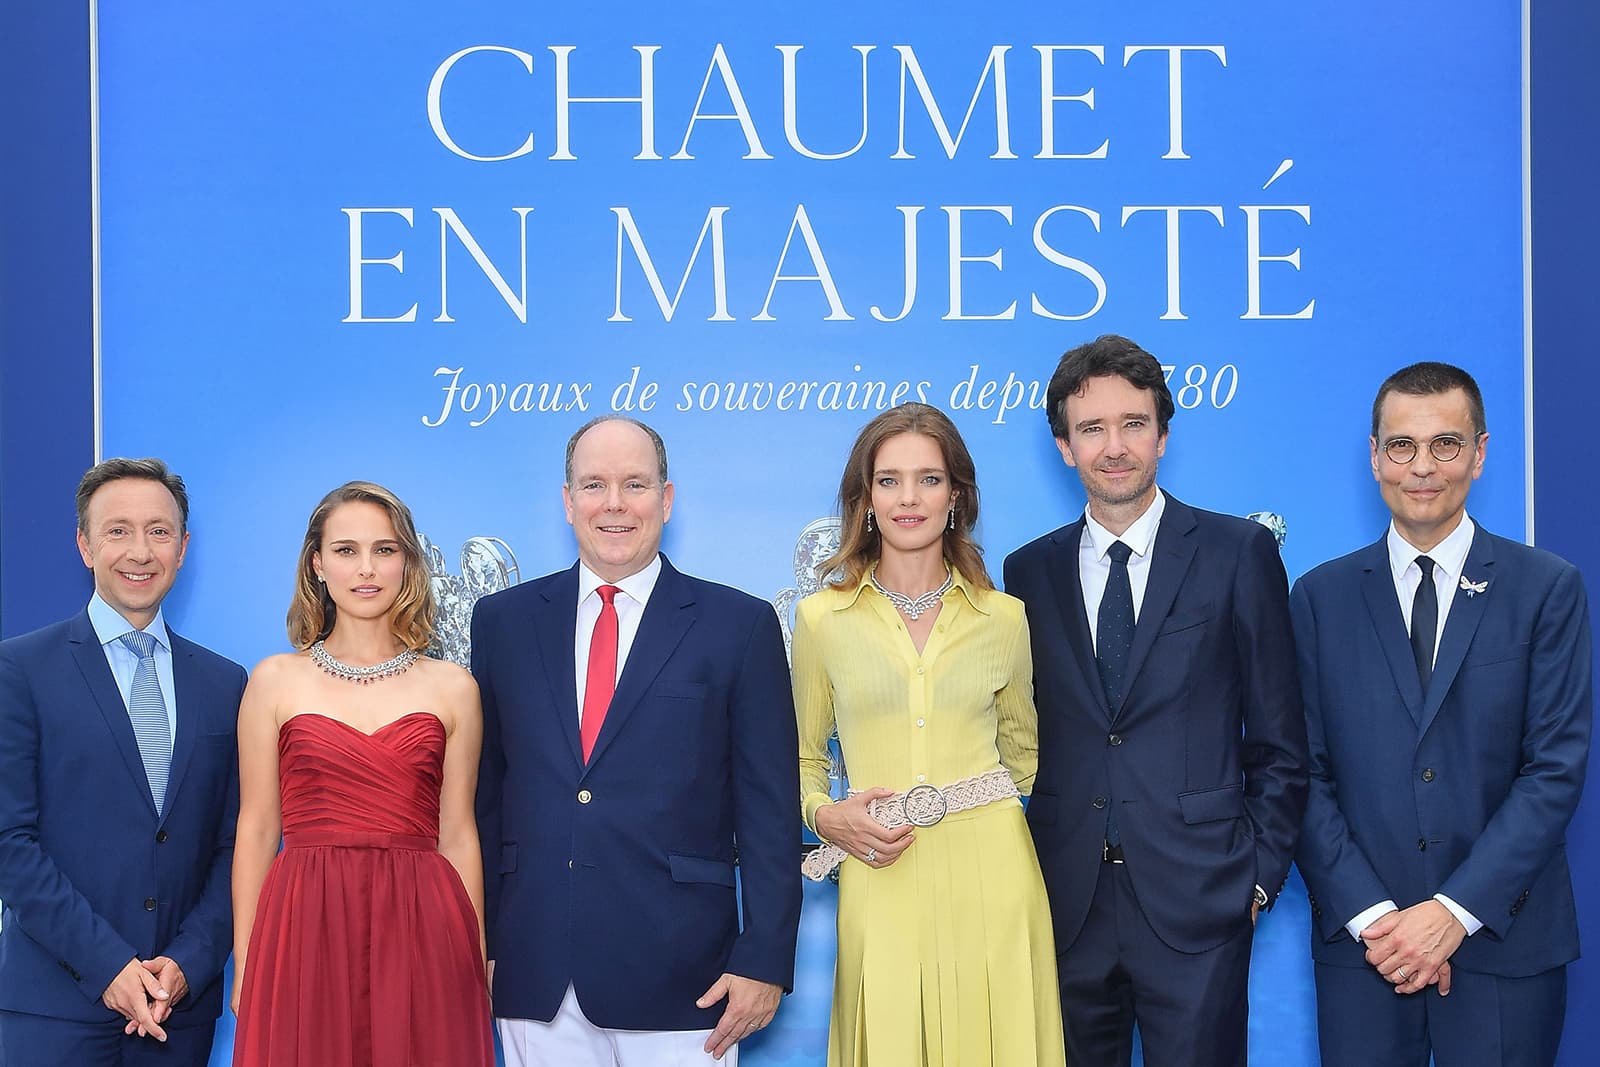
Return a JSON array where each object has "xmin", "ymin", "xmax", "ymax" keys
[{"xmin": 794, "ymin": 568, "xmax": 1066, "ymax": 1067}]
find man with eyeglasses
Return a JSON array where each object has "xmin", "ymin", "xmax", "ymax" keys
[{"xmin": 1291, "ymin": 362, "xmax": 1592, "ymax": 1065}]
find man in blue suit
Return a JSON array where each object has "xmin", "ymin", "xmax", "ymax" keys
[
  {"xmin": 1292, "ymin": 362, "xmax": 1591, "ymax": 1065},
  {"xmin": 1004, "ymin": 335, "xmax": 1308, "ymax": 1066},
  {"xmin": 0, "ymin": 458, "xmax": 245, "ymax": 1066},
  {"xmin": 472, "ymin": 416, "xmax": 801, "ymax": 1067}
]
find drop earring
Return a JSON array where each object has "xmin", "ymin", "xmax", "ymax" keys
[
  {"xmin": 948, "ymin": 506, "xmax": 956, "ymax": 531},
  {"xmin": 866, "ymin": 508, "xmax": 874, "ymax": 533}
]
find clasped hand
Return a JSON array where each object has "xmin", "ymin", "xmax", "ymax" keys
[
  {"xmin": 103, "ymin": 956, "xmax": 188, "ymax": 1041},
  {"xmin": 814, "ymin": 788, "xmax": 914, "ymax": 870},
  {"xmin": 1361, "ymin": 900, "xmax": 1465, "ymax": 996}
]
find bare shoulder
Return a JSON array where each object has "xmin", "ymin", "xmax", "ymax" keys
[
  {"xmin": 249, "ymin": 650, "xmax": 307, "ymax": 679},
  {"xmin": 414, "ymin": 656, "xmax": 480, "ymax": 728},
  {"xmin": 241, "ymin": 652, "xmax": 313, "ymax": 728},
  {"xmin": 416, "ymin": 654, "xmax": 476, "ymax": 694},
  {"xmin": 245, "ymin": 651, "xmax": 316, "ymax": 697}
]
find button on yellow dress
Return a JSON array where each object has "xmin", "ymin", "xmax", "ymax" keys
[{"xmin": 794, "ymin": 569, "xmax": 1066, "ymax": 1067}]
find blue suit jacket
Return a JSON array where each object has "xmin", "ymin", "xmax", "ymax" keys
[
  {"xmin": 0, "ymin": 611, "xmax": 245, "ymax": 1026},
  {"xmin": 1003, "ymin": 493, "xmax": 1309, "ymax": 954},
  {"xmin": 1291, "ymin": 527, "xmax": 1591, "ymax": 976},
  {"xmin": 471, "ymin": 557, "xmax": 801, "ymax": 1030}
]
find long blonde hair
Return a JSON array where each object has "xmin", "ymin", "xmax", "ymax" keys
[
  {"xmin": 820, "ymin": 404, "xmax": 992, "ymax": 591},
  {"xmin": 285, "ymin": 481, "xmax": 436, "ymax": 651}
]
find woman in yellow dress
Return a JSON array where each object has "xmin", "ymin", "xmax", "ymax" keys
[{"xmin": 794, "ymin": 403, "xmax": 1065, "ymax": 1067}]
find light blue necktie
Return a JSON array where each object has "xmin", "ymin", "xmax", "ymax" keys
[{"xmin": 118, "ymin": 630, "xmax": 172, "ymax": 815}]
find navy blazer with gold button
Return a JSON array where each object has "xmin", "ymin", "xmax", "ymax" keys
[{"xmin": 472, "ymin": 556, "xmax": 801, "ymax": 1030}]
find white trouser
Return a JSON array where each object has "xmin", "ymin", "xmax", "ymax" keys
[{"xmin": 497, "ymin": 984, "xmax": 737, "ymax": 1067}]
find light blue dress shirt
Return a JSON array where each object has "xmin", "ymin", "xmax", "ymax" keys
[{"xmin": 87, "ymin": 592, "xmax": 179, "ymax": 746}]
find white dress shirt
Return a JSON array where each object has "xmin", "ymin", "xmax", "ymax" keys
[
  {"xmin": 1345, "ymin": 514, "xmax": 1482, "ymax": 940},
  {"xmin": 87, "ymin": 592, "xmax": 178, "ymax": 746},
  {"xmin": 1080, "ymin": 489, "xmax": 1166, "ymax": 652},
  {"xmin": 573, "ymin": 555, "xmax": 662, "ymax": 723}
]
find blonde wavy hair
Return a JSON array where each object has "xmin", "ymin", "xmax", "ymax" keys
[
  {"xmin": 820, "ymin": 403, "xmax": 992, "ymax": 592},
  {"xmin": 286, "ymin": 481, "xmax": 436, "ymax": 651}
]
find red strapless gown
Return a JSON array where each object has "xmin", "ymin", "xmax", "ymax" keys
[{"xmin": 232, "ymin": 711, "xmax": 494, "ymax": 1067}]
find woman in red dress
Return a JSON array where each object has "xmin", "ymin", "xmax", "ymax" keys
[{"xmin": 231, "ymin": 482, "xmax": 494, "ymax": 1066}]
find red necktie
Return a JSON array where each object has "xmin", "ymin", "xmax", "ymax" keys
[{"xmin": 581, "ymin": 585, "xmax": 620, "ymax": 762}]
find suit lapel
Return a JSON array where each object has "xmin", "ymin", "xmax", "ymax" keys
[
  {"xmin": 534, "ymin": 567, "xmax": 584, "ymax": 767},
  {"xmin": 1359, "ymin": 538, "xmax": 1424, "ymax": 725},
  {"xmin": 162, "ymin": 631, "xmax": 200, "ymax": 824},
  {"xmin": 1119, "ymin": 495, "xmax": 1197, "ymax": 712},
  {"xmin": 583, "ymin": 557, "xmax": 695, "ymax": 772},
  {"xmin": 1044, "ymin": 519, "xmax": 1108, "ymax": 721},
  {"xmin": 1419, "ymin": 529, "xmax": 1496, "ymax": 736},
  {"xmin": 67, "ymin": 612, "xmax": 160, "ymax": 816}
]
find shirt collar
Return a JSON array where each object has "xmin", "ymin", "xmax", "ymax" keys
[
  {"xmin": 837, "ymin": 563, "xmax": 990, "ymax": 615},
  {"xmin": 1083, "ymin": 488, "xmax": 1166, "ymax": 562},
  {"xmin": 578, "ymin": 554, "xmax": 663, "ymax": 607},
  {"xmin": 87, "ymin": 592, "xmax": 171, "ymax": 652},
  {"xmin": 1387, "ymin": 513, "xmax": 1476, "ymax": 585}
]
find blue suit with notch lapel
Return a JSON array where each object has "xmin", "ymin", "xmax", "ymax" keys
[
  {"xmin": 1003, "ymin": 492, "xmax": 1308, "ymax": 1062},
  {"xmin": 471, "ymin": 556, "xmax": 801, "ymax": 1030},
  {"xmin": 0, "ymin": 610, "xmax": 245, "ymax": 1061},
  {"xmin": 1292, "ymin": 526, "xmax": 1591, "ymax": 1064}
]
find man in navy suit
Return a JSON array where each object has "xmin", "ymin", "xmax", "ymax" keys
[
  {"xmin": 1004, "ymin": 335, "xmax": 1308, "ymax": 1066},
  {"xmin": 472, "ymin": 416, "xmax": 800, "ymax": 1067},
  {"xmin": 1292, "ymin": 362, "xmax": 1591, "ymax": 1065},
  {"xmin": 0, "ymin": 458, "xmax": 245, "ymax": 1066}
]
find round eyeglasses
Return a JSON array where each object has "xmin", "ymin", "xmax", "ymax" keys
[{"xmin": 1381, "ymin": 432, "xmax": 1484, "ymax": 465}]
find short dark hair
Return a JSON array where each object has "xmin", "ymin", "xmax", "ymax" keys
[
  {"xmin": 1371, "ymin": 361, "xmax": 1487, "ymax": 438},
  {"xmin": 1046, "ymin": 334, "xmax": 1175, "ymax": 439},
  {"xmin": 75, "ymin": 457, "xmax": 190, "ymax": 533},
  {"xmin": 564, "ymin": 415, "xmax": 669, "ymax": 485}
]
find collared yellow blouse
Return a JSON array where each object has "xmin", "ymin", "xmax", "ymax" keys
[{"xmin": 794, "ymin": 566, "xmax": 1038, "ymax": 832}]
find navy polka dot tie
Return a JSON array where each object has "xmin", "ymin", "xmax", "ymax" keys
[
  {"xmin": 1097, "ymin": 540, "xmax": 1135, "ymax": 847},
  {"xmin": 1098, "ymin": 541, "xmax": 1136, "ymax": 716}
]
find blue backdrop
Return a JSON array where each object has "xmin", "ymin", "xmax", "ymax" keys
[{"xmin": 4, "ymin": 1, "xmax": 1563, "ymax": 1064}]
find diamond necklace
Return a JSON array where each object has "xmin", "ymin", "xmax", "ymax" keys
[
  {"xmin": 869, "ymin": 566, "xmax": 953, "ymax": 620},
  {"xmin": 309, "ymin": 640, "xmax": 420, "ymax": 685}
]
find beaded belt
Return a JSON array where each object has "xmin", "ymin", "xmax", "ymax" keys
[{"xmin": 801, "ymin": 768, "xmax": 1019, "ymax": 881}]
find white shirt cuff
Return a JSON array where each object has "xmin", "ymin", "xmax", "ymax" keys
[
  {"xmin": 1346, "ymin": 900, "xmax": 1399, "ymax": 941},
  {"xmin": 1434, "ymin": 893, "xmax": 1483, "ymax": 935}
]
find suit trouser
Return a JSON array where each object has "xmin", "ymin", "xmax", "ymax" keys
[
  {"xmin": 1055, "ymin": 860, "xmax": 1252, "ymax": 1067},
  {"xmin": 1314, "ymin": 959, "xmax": 1566, "ymax": 1067},
  {"xmin": 498, "ymin": 984, "xmax": 735, "ymax": 1067},
  {"xmin": 0, "ymin": 1010, "xmax": 215, "ymax": 1067}
]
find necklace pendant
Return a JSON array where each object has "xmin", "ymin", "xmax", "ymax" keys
[{"xmin": 869, "ymin": 566, "xmax": 954, "ymax": 621}]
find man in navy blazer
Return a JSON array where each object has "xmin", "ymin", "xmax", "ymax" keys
[
  {"xmin": 0, "ymin": 458, "xmax": 245, "ymax": 1066},
  {"xmin": 472, "ymin": 416, "xmax": 800, "ymax": 1066},
  {"xmin": 1003, "ymin": 336, "xmax": 1308, "ymax": 1066},
  {"xmin": 1292, "ymin": 362, "xmax": 1591, "ymax": 1065}
]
